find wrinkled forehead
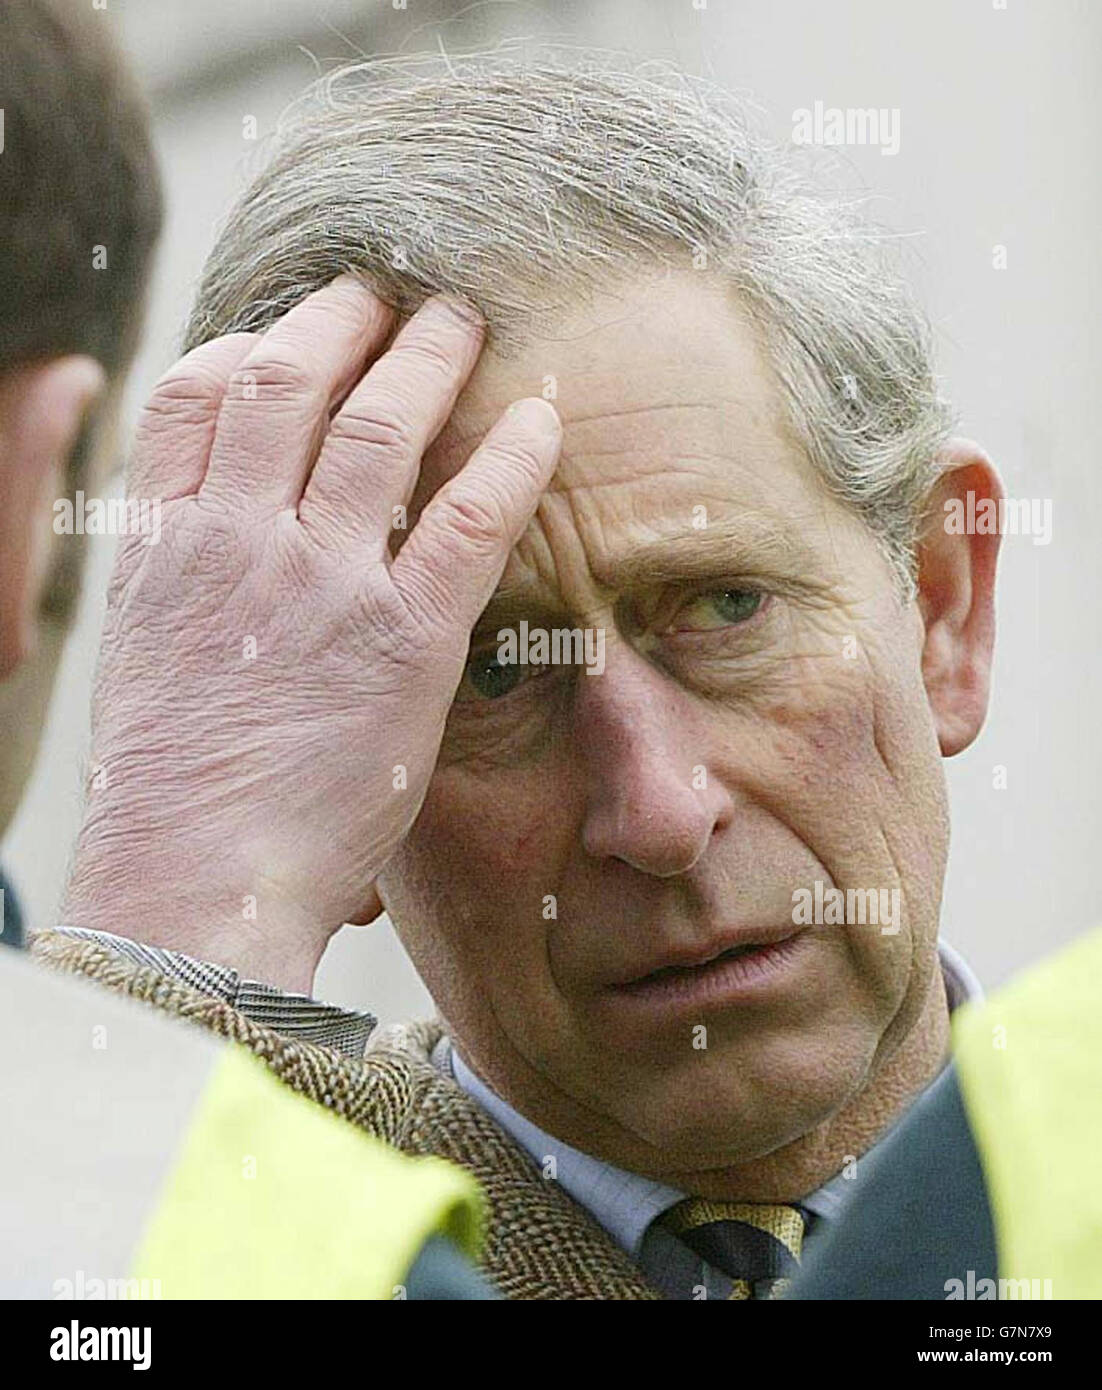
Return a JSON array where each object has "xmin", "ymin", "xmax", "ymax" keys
[
  {"xmin": 402, "ymin": 273, "xmax": 851, "ymax": 599},
  {"xmin": 412, "ymin": 272, "xmax": 792, "ymax": 497}
]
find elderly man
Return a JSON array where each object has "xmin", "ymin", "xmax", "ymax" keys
[{"xmin": 39, "ymin": 53, "xmax": 1003, "ymax": 1299}]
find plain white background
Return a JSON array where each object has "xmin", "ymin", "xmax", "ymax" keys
[{"xmin": 6, "ymin": 0, "xmax": 1099, "ymax": 1021}]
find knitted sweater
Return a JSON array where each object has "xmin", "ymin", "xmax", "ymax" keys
[{"xmin": 31, "ymin": 929, "xmax": 660, "ymax": 1300}]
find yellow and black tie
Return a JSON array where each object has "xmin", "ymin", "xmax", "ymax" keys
[{"xmin": 661, "ymin": 1198, "xmax": 808, "ymax": 1299}]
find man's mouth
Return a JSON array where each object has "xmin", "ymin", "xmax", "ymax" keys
[
  {"xmin": 636, "ymin": 940, "xmax": 765, "ymax": 983},
  {"xmin": 613, "ymin": 924, "xmax": 802, "ymax": 990},
  {"xmin": 600, "ymin": 927, "xmax": 809, "ymax": 1014}
]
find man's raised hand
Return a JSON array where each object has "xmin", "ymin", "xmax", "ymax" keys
[{"xmin": 63, "ymin": 278, "xmax": 561, "ymax": 991}]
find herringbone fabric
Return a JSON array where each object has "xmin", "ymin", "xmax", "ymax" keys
[{"xmin": 31, "ymin": 930, "xmax": 659, "ymax": 1300}]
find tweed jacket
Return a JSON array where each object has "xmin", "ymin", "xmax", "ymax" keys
[{"xmin": 31, "ymin": 929, "xmax": 660, "ymax": 1300}]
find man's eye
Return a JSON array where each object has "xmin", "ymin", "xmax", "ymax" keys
[
  {"xmin": 459, "ymin": 653, "xmax": 529, "ymax": 702},
  {"xmin": 672, "ymin": 588, "xmax": 765, "ymax": 631}
]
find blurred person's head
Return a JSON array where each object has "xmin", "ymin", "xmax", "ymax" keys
[
  {"xmin": 0, "ymin": 0, "xmax": 160, "ymax": 835},
  {"xmin": 188, "ymin": 51, "xmax": 1002, "ymax": 1197}
]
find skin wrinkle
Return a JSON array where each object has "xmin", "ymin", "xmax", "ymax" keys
[
  {"xmin": 717, "ymin": 694, "xmax": 890, "ymax": 1061},
  {"xmin": 519, "ymin": 399, "xmax": 732, "ymax": 433}
]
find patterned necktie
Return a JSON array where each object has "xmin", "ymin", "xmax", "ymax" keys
[{"xmin": 660, "ymin": 1198, "xmax": 808, "ymax": 1299}]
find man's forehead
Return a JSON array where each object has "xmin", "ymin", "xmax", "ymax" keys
[
  {"xmin": 403, "ymin": 273, "xmax": 850, "ymax": 611},
  {"xmin": 417, "ymin": 270, "xmax": 788, "ymax": 494}
]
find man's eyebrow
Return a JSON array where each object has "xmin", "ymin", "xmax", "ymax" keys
[
  {"xmin": 474, "ymin": 522, "xmax": 826, "ymax": 629},
  {"xmin": 590, "ymin": 522, "xmax": 815, "ymax": 589}
]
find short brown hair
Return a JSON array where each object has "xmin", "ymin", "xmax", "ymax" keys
[{"xmin": 0, "ymin": 0, "xmax": 161, "ymax": 378}]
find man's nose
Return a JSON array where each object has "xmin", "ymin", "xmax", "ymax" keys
[{"xmin": 575, "ymin": 645, "xmax": 734, "ymax": 877}]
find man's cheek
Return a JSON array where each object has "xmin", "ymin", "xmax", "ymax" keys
[
  {"xmin": 739, "ymin": 667, "xmax": 930, "ymax": 960},
  {"xmin": 399, "ymin": 777, "xmax": 567, "ymax": 939},
  {"xmin": 425, "ymin": 769, "xmax": 542, "ymax": 858},
  {"xmin": 737, "ymin": 657, "xmax": 888, "ymax": 811}
]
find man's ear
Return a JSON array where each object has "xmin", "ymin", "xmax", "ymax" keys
[
  {"xmin": 915, "ymin": 438, "xmax": 1003, "ymax": 757},
  {"xmin": 0, "ymin": 356, "xmax": 104, "ymax": 680}
]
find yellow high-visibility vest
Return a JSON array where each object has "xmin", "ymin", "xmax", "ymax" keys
[
  {"xmin": 952, "ymin": 925, "xmax": 1102, "ymax": 1299},
  {"xmin": 2, "ymin": 950, "xmax": 484, "ymax": 1299},
  {"xmin": 134, "ymin": 1045, "xmax": 484, "ymax": 1299}
]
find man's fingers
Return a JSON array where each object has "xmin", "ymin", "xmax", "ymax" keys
[
  {"xmin": 297, "ymin": 295, "xmax": 485, "ymax": 552},
  {"xmin": 389, "ymin": 397, "xmax": 562, "ymax": 634},
  {"xmin": 128, "ymin": 334, "xmax": 256, "ymax": 501},
  {"xmin": 201, "ymin": 277, "xmax": 395, "ymax": 513}
]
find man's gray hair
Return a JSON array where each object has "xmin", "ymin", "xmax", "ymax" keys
[{"xmin": 186, "ymin": 46, "xmax": 954, "ymax": 590}]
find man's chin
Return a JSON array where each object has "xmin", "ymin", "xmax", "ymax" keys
[{"xmin": 590, "ymin": 1050, "xmax": 873, "ymax": 1178}]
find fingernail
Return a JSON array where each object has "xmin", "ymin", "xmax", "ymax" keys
[
  {"xmin": 506, "ymin": 397, "xmax": 561, "ymax": 438},
  {"xmin": 431, "ymin": 294, "xmax": 485, "ymax": 330}
]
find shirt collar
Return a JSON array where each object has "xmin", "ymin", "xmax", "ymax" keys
[
  {"xmin": 448, "ymin": 1042, "xmax": 684, "ymax": 1256},
  {"xmin": 442, "ymin": 939, "xmax": 981, "ymax": 1258}
]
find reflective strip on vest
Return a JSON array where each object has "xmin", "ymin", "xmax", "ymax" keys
[
  {"xmin": 132, "ymin": 1044, "xmax": 484, "ymax": 1298},
  {"xmin": 952, "ymin": 924, "xmax": 1102, "ymax": 1299}
]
